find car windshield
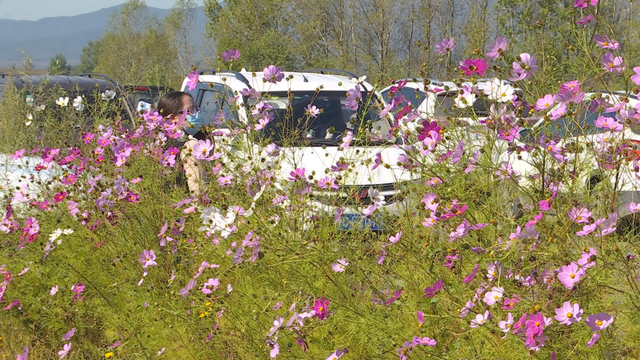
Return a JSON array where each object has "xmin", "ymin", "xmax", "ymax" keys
[
  {"xmin": 433, "ymin": 90, "xmax": 532, "ymax": 119},
  {"xmin": 252, "ymin": 91, "xmax": 389, "ymax": 146},
  {"xmin": 521, "ymin": 110, "xmax": 617, "ymax": 142},
  {"xmin": 381, "ymin": 86, "xmax": 426, "ymax": 110}
]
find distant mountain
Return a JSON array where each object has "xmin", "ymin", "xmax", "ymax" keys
[{"xmin": 0, "ymin": 5, "xmax": 207, "ymax": 69}]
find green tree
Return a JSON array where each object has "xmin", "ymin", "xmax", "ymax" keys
[
  {"xmin": 165, "ymin": 0, "xmax": 199, "ymax": 74},
  {"xmin": 47, "ymin": 53, "xmax": 71, "ymax": 75},
  {"xmin": 93, "ymin": 0, "xmax": 180, "ymax": 86},
  {"xmin": 75, "ymin": 39, "xmax": 104, "ymax": 75},
  {"xmin": 204, "ymin": 0, "xmax": 298, "ymax": 70}
]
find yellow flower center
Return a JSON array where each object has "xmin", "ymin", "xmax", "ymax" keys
[
  {"xmin": 535, "ymin": 321, "xmax": 540, "ymax": 326},
  {"xmin": 544, "ymin": 103, "xmax": 549, "ymax": 107},
  {"xmin": 566, "ymin": 312, "xmax": 573, "ymax": 318},
  {"xmin": 570, "ymin": 274, "xmax": 575, "ymax": 279},
  {"xmin": 596, "ymin": 320, "xmax": 603, "ymax": 326},
  {"xmin": 603, "ymin": 41, "xmax": 609, "ymax": 46}
]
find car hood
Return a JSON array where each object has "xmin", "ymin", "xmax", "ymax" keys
[{"xmin": 268, "ymin": 145, "xmax": 417, "ymax": 186}]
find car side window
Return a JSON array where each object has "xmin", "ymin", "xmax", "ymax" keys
[{"xmin": 198, "ymin": 84, "xmax": 238, "ymax": 129}]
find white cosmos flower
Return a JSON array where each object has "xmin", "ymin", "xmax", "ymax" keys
[
  {"xmin": 36, "ymin": 104, "xmax": 46, "ymax": 111},
  {"xmin": 73, "ymin": 96, "xmax": 84, "ymax": 111},
  {"xmin": 102, "ymin": 90, "xmax": 116, "ymax": 101},
  {"xmin": 49, "ymin": 228, "xmax": 63, "ymax": 242},
  {"xmin": 26, "ymin": 113, "xmax": 33, "ymax": 126},
  {"xmin": 62, "ymin": 229, "xmax": 74, "ymax": 235},
  {"xmin": 481, "ymin": 78, "xmax": 515, "ymax": 103},
  {"xmin": 56, "ymin": 97, "xmax": 69, "ymax": 107}
]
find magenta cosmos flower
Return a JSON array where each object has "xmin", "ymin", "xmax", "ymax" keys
[
  {"xmin": 434, "ymin": 37, "xmax": 456, "ymax": 54},
  {"xmin": 459, "ymin": 59, "xmax": 487, "ymax": 77},
  {"xmin": 186, "ymin": 70, "xmax": 199, "ymax": 91},
  {"xmin": 220, "ymin": 49, "xmax": 241, "ymax": 62},
  {"xmin": 424, "ymin": 279, "xmax": 443, "ymax": 298},
  {"xmin": 486, "ymin": 37, "xmax": 507, "ymax": 60},
  {"xmin": 263, "ymin": 65, "xmax": 284, "ymax": 83},
  {"xmin": 312, "ymin": 297, "xmax": 330, "ymax": 320},
  {"xmin": 554, "ymin": 301, "xmax": 583, "ymax": 325},
  {"xmin": 557, "ymin": 262, "xmax": 585, "ymax": 289},
  {"xmin": 585, "ymin": 312, "xmax": 614, "ymax": 331}
]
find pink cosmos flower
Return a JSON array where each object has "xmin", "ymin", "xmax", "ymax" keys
[
  {"xmin": 486, "ymin": 37, "xmax": 507, "ymax": 60},
  {"xmin": 631, "ymin": 67, "xmax": 640, "ymax": 86},
  {"xmin": 470, "ymin": 310, "xmax": 490, "ymax": 328},
  {"xmin": 331, "ymin": 258, "xmax": 349, "ymax": 272},
  {"xmin": 483, "ymin": 286, "xmax": 504, "ymax": 306},
  {"xmin": 179, "ymin": 279, "xmax": 196, "ymax": 298},
  {"xmin": 421, "ymin": 193, "xmax": 439, "ymax": 212},
  {"xmin": 317, "ymin": 176, "xmax": 339, "ymax": 190},
  {"xmin": 264, "ymin": 65, "xmax": 284, "ymax": 84},
  {"xmin": 345, "ymin": 86, "xmax": 361, "ymax": 111},
  {"xmin": 593, "ymin": 34, "xmax": 620, "ymax": 50},
  {"xmin": 554, "ymin": 301, "xmax": 583, "ymax": 325},
  {"xmin": 218, "ymin": 175, "xmax": 233, "ymax": 186},
  {"xmin": 201, "ymin": 278, "xmax": 220, "ymax": 294},
  {"xmin": 424, "ymin": 279, "xmax": 443, "ymax": 298},
  {"xmin": 11, "ymin": 149, "xmax": 26, "ymax": 159},
  {"xmin": 220, "ymin": 49, "xmax": 241, "ymax": 62},
  {"xmin": 577, "ymin": 247, "xmax": 597, "ymax": 269},
  {"xmin": 510, "ymin": 53, "xmax": 538, "ymax": 81},
  {"xmin": 626, "ymin": 202, "xmax": 640, "ymax": 213},
  {"xmin": 576, "ymin": 14, "xmax": 595, "ymax": 25},
  {"xmin": 62, "ymin": 328, "xmax": 76, "ymax": 341},
  {"xmin": 416, "ymin": 311, "xmax": 424, "ymax": 328},
  {"xmin": 525, "ymin": 312, "xmax": 545, "ymax": 336},
  {"xmin": 464, "ymin": 264, "xmax": 479, "ymax": 284},
  {"xmin": 585, "ymin": 312, "xmax": 614, "ymax": 331},
  {"xmin": 501, "ymin": 297, "xmax": 520, "ymax": 310},
  {"xmin": 58, "ymin": 342, "xmax": 71, "ymax": 359},
  {"xmin": 459, "ymin": 59, "xmax": 487, "ymax": 77},
  {"xmin": 193, "ymin": 139, "xmax": 214, "ymax": 160},
  {"xmin": 50, "ymin": 285, "xmax": 59, "ymax": 296},
  {"xmin": 601, "ymin": 52, "xmax": 625, "ymax": 75},
  {"xmin": 186, "ymin": 70, "xmax": 199, "ymax": 91},
  {"xmin": 288, "ymin": 168, "xmax": 306, "ymax": 181},
  {"xmin": 534, "ymin": 94, "xmax": 555, "ymax": 111},
  {"xmin": 71, "ymin": 283, "xmax": 85, "ymax": 302},
  {"xmin": 16, "ymin": 345, "xmax": 28, "ymax": 360},
  {"xmin": 305, "ymin": 104, "xmax": 320, "ymax": 118},
  {"xmin": 574, "ymin": 0, "xmax": 599, "ymax": 8},
  {"xmin": 557, "ymin": 262, "xmax": 585, "ymax": 289},
  {"xmin": 434, "ymin": 37, "xmax": 456, "ymax": 54},
  {"xmin": 587, "ymin": 333, "xmax": 601, "ymax": 348},
  {"xmin": 498, "ymin": 313, "xmax": 514, "ymax": 333},
  {"xmin": 385, "ymin": 287, "xmax": 404, "ymax": 306},
  {"xmin": 139, "ymin": 249, "xmax": 157, "ymax": 268},
  {"xmin": 568, "ymin": 207, "xmax": 591, "ymax": 223},
  {"xmin": 312, "ymin": 297, "xmax": 330, "ymax": 320}
]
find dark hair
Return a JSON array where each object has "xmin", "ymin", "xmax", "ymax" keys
[{"xmin": 157, "ymin": 91, "xmax": 193, "ymax": 117}]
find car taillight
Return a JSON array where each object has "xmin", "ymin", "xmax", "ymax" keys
[{"xmin": 625, "ymin": 139, "xmax": 640, "ymax": 161}]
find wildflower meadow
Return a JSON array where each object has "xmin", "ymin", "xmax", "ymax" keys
[{"xmin": 2, "ymin": 1, "xmax": 640, "ymax": 359}]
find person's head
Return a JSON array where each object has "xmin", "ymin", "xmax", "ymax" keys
[
  {"xmin": 157, "ymin": 91, "xmax": 195, "ymax": 124},
  {"xmin": 158, "ymin": 91, "xmax": 205, "ymax": 135}
]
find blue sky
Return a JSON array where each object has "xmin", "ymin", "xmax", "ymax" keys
[{"xmin": 0, "ymin": 0, "xmax": 204, "ymax": 21}]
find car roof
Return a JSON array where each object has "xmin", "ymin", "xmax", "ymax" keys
[
  {"xmin": 1, "ymin": 74, "xmax": 117, "ymax": 93},
  {"xmin": 192, "ymin": 70, "xmax": 372, "ymax": 93}
]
